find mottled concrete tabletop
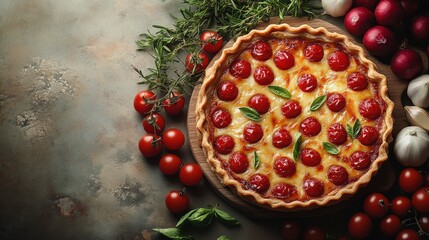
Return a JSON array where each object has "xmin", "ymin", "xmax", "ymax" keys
[{"xmin": 0, "ymin": 1, "xmax": 367, "ymax": 239}]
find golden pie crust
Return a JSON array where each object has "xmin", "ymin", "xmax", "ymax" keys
[{"xmin": 195, "ymin": 23, "xmax": 394, "ymax": 210}]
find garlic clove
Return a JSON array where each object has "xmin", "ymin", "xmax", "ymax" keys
[
  {"xmin": 407, "ymin": 74, "xmax": 429, "ymax": 108},
  {"xmin": 321, "ymin": 0, "xmax": 353, "ymax": 17},
  {"xmin": 405, "ymin": 106, "xmax": 429, "ymax": 132}
]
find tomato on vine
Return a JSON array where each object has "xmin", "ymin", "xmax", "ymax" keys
[
  {"xmin": 165, "ymin": 190, "xmax": 189, "ymax": 214},
  {"xmin": 162, "ymin": 128, "xmax": 185, "ymax": 151},
  {"xmin": 163, "ymin": 92, "xmax": 185, "ymax": 116},
  {"xmin": 134, "ymin": 90, "xmax": 156, "ymax": 115},
  {"xmin": 138, "ymin": 133, "xmax": 163, "ymax": 157},
  {"xmin": 142, "ymin": 113, "xmax": 166, "ymax": 135},
  {"xmin": 185, "ymin": 52, "xmax": 210, "ymax": 73},
  {"xmin": 179, "ymin": 163, "xmax": 203, "ymax": 186},
  {"xmin": 412, "ymin": 187, "xmax": 429, "ymax": 213},
  {"xmin": 395, "ymin": 229, "xmax": 419, "ymax": 240},
  {"xmin": 391, "ymin": 196, "xmax": 412, "ymax": 218},
  {"xmin": 363, "ymin": 193, "xmax": 389, "ymax": 219},
  {"xmin": 200, "ymin": 31, "xmax": 224, "ymax": 54},
  {"xmin": 159, "ymin": 154, "xmax": 182, "ymax": 175}
]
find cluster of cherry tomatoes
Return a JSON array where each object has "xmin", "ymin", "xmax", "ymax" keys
[
  {"xmin": 280, "ymin": 166, "xmax": 429, "ymax": 240},
  {"xmin": 346, "ymin": 167, "xmax": 429, "ymax": 240},
  {"xmin": 185, "ymin": 31, "xmax": 224, "ymax": 73},
  {"xmin": 133, "ymin": 90, "xmax": 203, "ymax": 214}
]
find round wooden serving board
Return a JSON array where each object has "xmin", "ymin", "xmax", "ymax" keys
[{"xmin": 187, "ymin": 17, "xmax": 426, "ymax": 218}]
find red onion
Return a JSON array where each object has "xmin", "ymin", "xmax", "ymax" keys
[
  {"xmin": 391, "ymin": 49, "xmax": 423, "ymax": 80},
  {"xmin": 400, "ymin": 0, "xmax": 420, "ymax": 20},
  {"xmin": 411, "ymin": 16, "xmax": 429, "ymax": 44},
  {"xmin": 374, "ymin": 0, "xmax": 404, "ymax": 27},
  {"xmin": 344, "ymin": 7, "xmax": 376, "ymax": 36},
  {"xmin": 353, "ymin": 0, "xmax": 380, "ymax": 10},
  {"xmin": 363, "ymin": 26, "xmax": 398, "ymax": 57}
]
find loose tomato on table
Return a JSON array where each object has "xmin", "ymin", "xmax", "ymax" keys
[
  {"xmin": 138, "ymin": 133, "xmax": 163, "ymax": 157},
  {"xmin": 159, "ymin": 154, "xmax": 182, "ymax": 175},
  {"xmin": 348, "ymin": 212, "xmax": 372, "ymax": 239},
  {"xmin": 165, "ymin": 190, "xmax": 189, "ymax": 214},
  {"xmin": 200, "ymin": 31, "xmax": 223, "ymax": 54},
  {"xmin": 179, "ymin": 163, "xmax": 203, "ymax": 186},
  {"xmin": 390, "ymin": 196, "xmax": 412, "ymax": 218},
  {"xmin": 162, "ymin": 128, "xmax": 185, "ymax": 151},
  {"xmin": 133, "ymin": 90, "xmax": 156, "ymax": 115},
  {"xmin": 412, "ymin": 187, "xmax": 429, "ymax": 214},
  {"xmin": 399, "ymin": 168, "xmax": 423, "ymax": 193},
  {"xmin": 280, "ymin": 220, "xmax": 302, "ymax": 240}
]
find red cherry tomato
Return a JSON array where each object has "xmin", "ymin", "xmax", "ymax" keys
[
  {"xmin": 138, "ymin": 133, "xmax": 163, "ymax": 157},
  {"xmin": 142, "ymin": 113, "xmax": 166, "ymax": 135},
  {"xmin": 252, "ymin": 40, "xmax": 273, "ymax": 61},
  {"xmin": 281, "ymin": 100, "xmax": 302, "ymax": 119},
  {"xmin": 272, "ymin": 183, "xmax": 297, "ymax": 200},
  {"xmin": 179, "ymin": 163, "xmax": 203, "ymax": 186},
  {"xmin": 363, "ymin": 193, "xmax": 389, "ymax": 219},
  {"xmin": 248, "ymin": 94, "xmax": 270, "ymax": 114},
  {"xmin": 303, "ymin": 178, "xmax": 324, "ymax": 197},
  {"xmin": 348, "ymin": 212, "xmax": 372, "ymax": 239},
  {"xmin": 359, "ymin": 98, "xmax": 381, "ymax": 120},
  {"xmin": 272, "ymin": 128, "xmax": 292, "ymax": 149},
  {"xmin": 327, "ymin": 165, "xmax": 349, "ymax": 185},
  {"xmin": 229, "ymin": 59, "xmax": 251, "ymax": 79},
  {"xmin": 395, "ymin": 229, "xmax": 420, "ymax": 240},
  {"xmin": 253, "ymin": 65, "xmax": 274, "ymax": 85},
  {"xmin": 380, "ymin": 215, "xmax": 402, "ymax": 237},
  {"xmin": 280, "ymin": 220, "xmax": 302, "ymax": 240},
  {"xmin": 328, "ymin": 50, "xmax": 350, "ymax": 72},
  {"xmin": 159, "ymin": 154, "xmax": 182, "ymax": 175},
  {"xmin": 297, "ymin": 73, "xmax": 318, "ymax": 92},
  {"xmin": 358, "ymin": 126, "xmax": 379, "ymax": 146},
  {"xmin": 347, "ymin": 72, "xmax": 368, "ymax": 91},
  {"xmin": 399, "ymin": 168, "xmax": 423, "ymax": 193},
  {"xmin": 243, "ymin": 123, "xmax": 264, "ymax": 144},
  {"xmin": 165, "ymin": 190, "xmax": 189, "ymax": 214},
  {"xmin": 391, "ymin": 196, "xmax": 412, "ymax": 218},
  {"xmin": 211, "ymin": 108, "xmax": 232, "ymax": 129},
  {"xmin": 302, "ymin": 226, "xmax": 325, "ymax": 240},
  {"xmin": 229, "ymin": 152, "xmax": 249, "ymax": 174},
  {"xmin": 274, "ymin": 50, "xmax": 295, "ymax": 70},
  {"xmin": 249, "ymin": 174, "xmax": 270, "ymax": 193},
  {"xmin": 274, "ymin": 157, "xmax": 296, "ymax": 178},
  {"xmin": 300, "ymin": 117, "xmax": 322, "ymax": 137},
  {"xmin": 304, "ymin": 43, "xmax": 324, "ymax": 62},
  {"xmin": 162, "ymin": 92, "xmax": 185, "ymax": 116},
  {"xmin": 217, "ymin": 81, "xmax": 238, "ymax": 101},
  {"xmin": 412, "ymin": 187, "xmax": 429, "ymax": 213},
  {"xmin": 134, "ymin": 90, "xmax": 156, "ymax": 115},
  {"xmin": 185, "ymin": 52, "xmax": 209, "ymax": 73},
  {"xmin": 327, "ymin": 93, "xmax": 346, "ymax": 112},
  {"xmin": 162, "ymin": 128, "xmax": 185, "ymax": 151},
  {"xmin": 300, "ymin": 148, "xmax": 322, "ymax": 167},
  {"xmin": 200, "ymin": 31, "xmax": 223, "ymax": 54},
  {"xmin": 327, "ymin": 123, "xmax": 347, "ymax": 145},
  {"xmin": 213, "ymin": 135, "xmax": 235, "ymax": 154}
]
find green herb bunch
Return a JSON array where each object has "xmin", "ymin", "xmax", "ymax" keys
[{"xmin": 134, "ymin": 0, "xmax": 319, "ymax": 113}]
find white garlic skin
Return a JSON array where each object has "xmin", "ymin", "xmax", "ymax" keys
[
  {"xmin": 407, "ymin": 74, "xmax": 429, "ymax": 108},
  {"xmin": 321, "ymin": 0, "xmax": 353, "ymax": 17},
  {"xmin": 405, "ymin": 106, "xmax": 429, "ymax": 132},
  {"xmin": 394, "ymin": 126, "xmax": 429, "ymax": 167}
]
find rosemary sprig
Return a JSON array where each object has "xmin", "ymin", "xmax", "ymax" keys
[{"xmin": 134, "ymin": 0, "xmax": 320, "ymax": 116}]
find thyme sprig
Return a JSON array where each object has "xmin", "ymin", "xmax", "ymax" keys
[{"xmin": 134, "ymin": 0, "xmax": 319, "ymax": 115}]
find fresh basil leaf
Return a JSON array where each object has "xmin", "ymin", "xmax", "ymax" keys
[
  {"xmin": 188, "ymin": 212, "xmax": 214, "ymax": 227},
  {"xmin": 352, "ymin": 119, "xmax": 361, "ymax": 138},
  {"xmin": 323, "ymin": 142, "xmax": 339, "ymax": 155},
  {"xmin": 239, "ymin": 107, "xmax": 261, "ymax": 122},
  {"xmin": 268, "ymin": 86, "xmax": 291, "ymax": 99},
  {"xmin": 346, "ymin": 119, "xmax": 361, "ymax": 139},
  {"xmin": 176, "ymin": 208, "xmax": 198, "ymax": 227},
  {"xmin": 214, "ymin": 209, "xmax": 240, "ymax": 226},
  {"xmin": 217, "ymin": 236, "xmax": 232, "ymax": 240},
  {"xmin": 346, "ymin": 123, "xmax": 353, "ymax": 138},
  {"xmin": 293, "ymin": 134, "xmax": 302, "ymax": 161},
  {"xmin": 310, "ymin": 95, "xmax": 327, "ymax": 111},
  {"xmin": 253, "ymin": 151, "xmax": 260, "ymax": 169},
  {"xmin": 153, "ymin": 228, "xmax": 195, "ymax": 240}
]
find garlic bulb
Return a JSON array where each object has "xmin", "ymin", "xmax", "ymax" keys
[
  {"xmin": 405, "ymin": 106, "xmax": 429, "ymax": 132},
  {"xmin": 321, "ymin": 0, "xmax": 353, "ymax": 17},
  {"xmin": 394, "ymin": 126, "xmax": 429, "ymax": 167},
  {"xmin": 407, "ymin": 74, "xmax": 429, "ymax": 108}
]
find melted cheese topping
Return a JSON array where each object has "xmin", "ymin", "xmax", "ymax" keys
[{"xmin": 208, "ymin": 38, "xmax": 384, "ymax": 202}]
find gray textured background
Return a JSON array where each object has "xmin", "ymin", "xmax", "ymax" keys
[{"xmin": 0, "ymin": 1, "xmax": 291, "ymax": 239}]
